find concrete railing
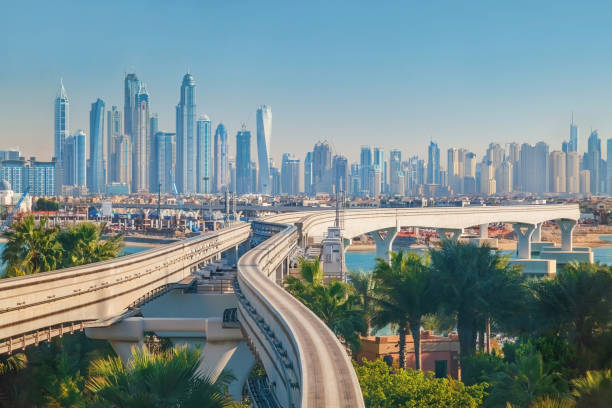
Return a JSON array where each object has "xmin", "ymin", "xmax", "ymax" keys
[{"xmin": 0, "ymin": 223, "xmax": 251, "ymax": 354}]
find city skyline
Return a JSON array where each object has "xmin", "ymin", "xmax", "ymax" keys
[{"xmin": 4, "ymin": 2, "xmax": 612, "ymax": 165}]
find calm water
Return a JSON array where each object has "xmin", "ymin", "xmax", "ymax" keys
[{"xmin": 345, "ymin": 242, "xmax": 612, "ymax": 272}]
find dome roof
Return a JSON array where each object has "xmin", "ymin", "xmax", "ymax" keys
[{"xmin": 0, "ymin": 180, "xmax": 12, "ymax": 191}]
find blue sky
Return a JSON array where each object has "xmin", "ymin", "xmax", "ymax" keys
[{"xmin": 2, "ymin": 1, "xmax": 612, "ymax": 165}]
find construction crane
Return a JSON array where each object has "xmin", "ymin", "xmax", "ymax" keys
[{"xmin": 0, "ymin": 187, "xmax": 30, "ymax": 232}]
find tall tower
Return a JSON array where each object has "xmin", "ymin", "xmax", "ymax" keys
[
  {"xmin": 107, "ymin": 106, "xmax": 122, "ymax": 182},
  {"xmin": 54, "ymin": 79, "xmax": 69, "ymax": 190},
  {"xmin": 236, "ymin": 125, "xmax": 251, "ymax": 194},
  {"xmin": 196, "ymin": 115, "xmax": 212, "ymax": 193},
  {"xmin": 89, "ymin": 98, "xmax": 105, "ymax": 194},
  {"xmin": 569, "ymin": 114, "xmax": 578, "ymax": 153},
  {"xmin": 124, "ymin": 73, "xmax": 139, "ymax": 139},
  {"xmin": 176, "ymin": 73, "xmax": 197, "ymax": 193},
  {"xmin": 427, "ymin": 141, "xmax": 440, "ymax": 184},
  {"xmin": 256, "ymin": 105, "xmax": 273, "ymax": 194},
  {"xmin": 132, "ymin": 84, "xmax": 150, "ymax": 192},
  {"xmin": 213, "ymin": 123, "xmax": 229, "ymax": 193},
  {"xmin": 149, "ymin": 114, "xmax": 159, "ymax": 192}
]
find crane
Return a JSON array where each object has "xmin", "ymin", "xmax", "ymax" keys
[{"xmin": 0, "ymin": 187, "xmax": 30, "ymax": 232}]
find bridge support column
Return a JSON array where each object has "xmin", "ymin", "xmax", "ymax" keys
[
  {"xmin": 436, "ymin": 228, "xmax": 463, "ymax": 242},
  {"xmin": 557, "ymin": 219, "xmax": 576, "ymax": 251},
  {"xmin": 372, "ymin": 227, "xmax": 398, "ymax": 262},
  {"xmin": 513, "ymin": 223, "xmax": 535, "ymax": 259},
  {"xmin": 480, "ymin": 224, "xmax": 488, "ymax": 239},
  {"xmin": 533, "ymin": 222, "xmax": 542, "ymax": 242}
]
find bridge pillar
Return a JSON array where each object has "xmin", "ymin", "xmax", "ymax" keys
[
  {"xmin": 557, "ymin": 219, "xmax": 576, "ymax": 251},
  {"xmin": 533, "ymin": 222, "xmax": 542, "ymax": 242},
  {"xmin": 480, "ymin": 224, "xmax": 488, "ymax": 239},
  {"xmin": 436, "ymin": 228, "xmax": 463, "ymax": 242},
  {"xmin": 513, "ymin": 223, "xmax": 535, "ymax": 259},
  {"xmin": 372, "ymin": 227, "xmax": 398, "ymax": 261}
]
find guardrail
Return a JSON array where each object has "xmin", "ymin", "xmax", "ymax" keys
[{"xmin": 0, "ymin": 223, "xmax": 251, "ymax": 354}]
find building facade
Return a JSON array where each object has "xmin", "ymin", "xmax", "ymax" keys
[{"xmin": 256, "ymin": 105, "xmax": 273, "ymax": 194}]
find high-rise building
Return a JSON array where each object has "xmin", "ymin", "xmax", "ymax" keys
[
  {"xmin": 360, "ymin": 146, "xmax": 372, "ymax": 193},
  {"xmin": 549, "ymin": 150, "xmax": 566, "ymax": 193},
  {"xmin": 312, "ymin": 141, "xmax": 332, "ymax": 194},
  {"xmin": 518, "ymin": 142, "xmax": 549, "ymax": 194},
  {"xmin": 176, "ymin": 73, "xmax": 197, "ymax": 193},
  {"xmin": 213, "ymin": 123, "xmax": 229, "ymax": 193},
  {"xmin": 0, "ymin": 157, "xmax": 56, "ymax": 196},
  {"xmin": 368, "ymin": 166, "xmax": 382, "ymax": 196},
  {"xmin": 270, "ymin": 166, "xmax": 281, "ymax": 195},
  {"xmin": 304, "ymin": 152, "xmax": 312, "ymax": 195},
  {"xmin": 580, "ymin": 170, "xmax": 590, "ymax": 195},
  {"xmin": 507, "ymin": 142, "xmax": 520, "ymax": 192},
  {"xmin": 569, "ymin": 115, "xmax": 578, "ymax": 153},
  {"xmin": 196, "ymin": 116, "xmax": 212, "ymax": 193},
  {"xmin": 124, "ymin": 73, "xmax": 139, "ymax": 137},
  {"xmin": 256, "ymin": 105, "xmax": 272, "ymax": 194},
  {"xmin": 281, "ymin": 154, "xmax": 300, "ymax": 195},
  {"xmin": 236, "ymin": 126, "xmax": 251, "ymax": 194},
  {"xmin": 566, "ymin": 151, "xmax": 580, "ymax": 194},
  {"xmin": 447, "ymin": 148, "xmax": 459, "ymax": 193},
  {"xmin": 373, "ymin": 147, "xmax": 385, "ymax": 193},
  {"xmin": 54, "ymin": 79, "xmax": 69, "ymax": 190},
  {"xmin": 156, "ymin": 132, "xmax": 176, "ymax": 194},
  {"xmin": 349, "ymin": 163, "xmax": 360, "ymax": 196},
  {"xmin": 89, "ymin": 98, "xmax": 105, "ymax": 194},
  {"xmin": 389, "ymin": 149, "xmax": 403, "ymax": 196},
  {"xmin": 113, "ymin": 135, "xmax": 131, "ymax": 189},
  {"xmin": 607, "ymin": 139, "xmax": 612, "ymax": 195},
  {"xmin": 107, "ymin": 106, "xmax": 122, "ymax": 183},
  {"xmin": 332, "ymin": 155, "xmax": 348, "ymax": 193},
  {"xmin": 586, "ymin": 130, "xmax": 601, "ymax": 194},
  {"xmin": 132, "ymin": 84, "xmax": 150, "ymax": 192},
  {"xmin": 498, "ymin": 160, "xmax": 513, "ymax": 194},
  {"xmin": 63, "ymin": 131, "xmax": 87, "ymax": 188},
  {"xmin": 427, "ymin": 141, "xmax": 440, "ymax": 184},
  {"xmin": 149, "ymin": 114, "xmax": 159, "ymax": 192},
  {"xmin": 480, "ymin": 160, "xmax": 496, "ymax": 195}
]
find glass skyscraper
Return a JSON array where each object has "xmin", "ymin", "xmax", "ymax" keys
[
  {"xmin": 107, "ymin": 106, "xmax": 122, "ymax": 183},
  {"xmin": 427, "ymin": 141, "xmax": 440, "ymax": 184},
  {"xmin": 89, "ymin": 98, "xmax": 105, "ymax": 194},
  {"xmin": 176, "ymin": 73, "xmax": 197, "ymax": 193},
  {"xmin": 196, "ymin": 116, "xmax": 212, "ymax": 193},
  {"xmin": 256, "ymin": 105, "xmax": 273, "ymax": 194},
  {"xmin": 54, "ymin": 79, "xmax": 69, "ymax": 190},
  {"xmin": 213, "ymin": 123, "xmax": 229, "ymax": 193},
  {"xmin": 124, "ymin": 73, "xmax": 139, "ymax": 139},
  {"xmin": 132, "ymin": 84, "xmax": 150, "ymax": 192},
  {"xmin": 156, "ymin": 132, "xmax": 176, "ymax": 194},
  {"xmin": 236, "ymin": 126, "xmax": 251, "ymax": 194}
]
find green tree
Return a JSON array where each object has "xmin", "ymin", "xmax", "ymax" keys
[
  {"xmin": 354, "ymin": 358, "xmax": 487, "ymax": 408},
  {"xmin": 571, "ymin": 370, "xmax": 612, "ymax": 408},
  {"xmin": 348, "ymin": 269, "xmax": 376, "ymax": 335},
  {"xmin": 87, "ymin": 346, "xmax": 235, "ymax": 408},
  {"xmin": 2, "ymin": 215, "xmax": 62, "ymax": 276},
  {"xmin": 34, "ymin": 197, "xmax": 60, "ymax": 211},
  {"xmin": 58, "ymin": 222, "xmax": 124, "ymax": 267},
  {"xmin": 285, "ymin": 258, "xmax": 365, "ymax": 353},
  {"xmin": 429, "ymin": 240, "xmax": 526, "ymax": 373},
  {"xmin": 530, "ymin": 263, "xmax": 612, "ymax": 372},
  {"xmin": 372, "ymin": 251, "xmax": 437, "ymax": 370}
]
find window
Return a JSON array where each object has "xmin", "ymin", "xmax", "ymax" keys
[{"xmin": 434, "ymin": 360, "xmax": 447, "ymax": 378}]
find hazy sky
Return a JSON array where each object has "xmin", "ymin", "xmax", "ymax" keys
[{"xmin": 2, "ymin": 1, "xmax": 612, "ymax": 166}]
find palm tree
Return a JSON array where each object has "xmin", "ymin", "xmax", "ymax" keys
[
  {"xmin": 571, "ymin": 370, "xmax": 612, "ymax": 408},
  {"xmin": 530, "ymin": 263, "xmax": 612, "ymax": 371},
  {"xmin": 58, "ymin": 223, "xmax": 124, "ymax": 267},
  {"xmin": 371, "ymin": 251, "xmax": 437, "ymax": 370},
  {"xmin": 348, "ymin": 269, "xmax": 376, "ymax": 335},
  {"xmin": 2, "ymin": 215, "xmax": 62, "ymax": 276},
  {"xmin": 86, "ymin": 346, "xmax": 234, "ymax": 408},
  {"xmin": 429, "ymin": 240, "xmax": 526, "ymax": 371},
  {"xmin": 285, "ymin": 258, "xmax": 365, "ymax": 353}
]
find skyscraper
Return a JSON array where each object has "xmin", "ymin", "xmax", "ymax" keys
[
  {"xmin": 236, "ymin": 126, "xmax": 251, "ymax": 194},
  {"xmin": 304, "ymin": 152, "xmax": 312, "ymax": 195},
  {"xmin": 176, "ymin": 73, "xmax": 197, "ymax": 193},
  {"xmin": 586, "ymin": 130, "xmax": 601, "ymax": 194},
  {"xmin": 107, "ymin": 106, "xmax": 122, "ymax": 182},
  {"xmin": 360, "ymin": 146, "xmax": 372, "ymax": 193},
  {"xmin": 213, "ymin": 123, "xmax": 229, "ymax": 193},
  {"xmin": 149, "ymin": 114, "xmax": 159, "ymax": 192},
  {"xmin": 89, "ymin": 98, "xmax": 105, "ymax": 194},
  {"xmin": 256, "ymin": 105, "xmax": 273, "ymax": 194},
  {"xmin": 373, "ymin": 147, "xmax": 385, "ymax": 193},
  {"xmin": 389, "ymin": 149, "xmax": 403, "ymax": 196},
  {"xmin": 549, "ymin": 150, "xmax": 566, "ymax": 193},
  {"xmin": 566, "ymin": 151, "xmax": 580, "ymax": 194},
  {"xmin": 332, "ymin": 155, "xmax": 349, "ymax": 193},
  {"xmin": 63, "ymin": 131, "xmax": 86, "ymax": 188},
  {"xmin": 427, "ymin": 141, "xmax": 440, "ymax": 184},
  {"xmin": 569, "ymin": 115, "xmax": 578, "ymax": 152},
  {"xmin": 196, "ymin": 116, "xmax": 212, "ymax": 193},
  {"xmin": 281, "ymin": 154, "xmax": 300, "ymax": 195},
  {"xmin": 113, "ymin": 135, "xmax": 132, "ymax": 188},
  {"xmin": 124, "ymin": 73, "xmax": 139, "ymax": 138},
  {"xmin": 312, "ymin": 141, "xmax": 332, "ymax": 194},
  {"xmin": 54, "ymin": 79, "xmax": 69, "ymax": 190},
  {"xmin": 156, "ymin": 132, "xmax": 176, "ymax": 194},
  {"xmin": 132, "ymin": 84, "xmax": 150, "ymax": 192},
  {"xmin": 447, "ymin": 148, "xmax": 459, "ymax": 193}
]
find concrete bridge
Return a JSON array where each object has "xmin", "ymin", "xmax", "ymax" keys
[{"xmin": 0, "ymin": 204, "xmax": 585, "ymax": 407}]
